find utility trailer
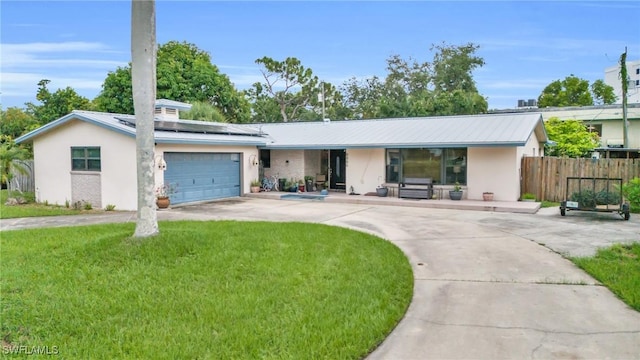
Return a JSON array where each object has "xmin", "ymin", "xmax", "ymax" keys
[{"xmin": 560, "ymin": 177, "xmax": 630, "ymax": 220}]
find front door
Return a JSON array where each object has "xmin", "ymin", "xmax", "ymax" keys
[{"xmin": 329, "ymin": 150, "xmax": 346, "ymax": 190}]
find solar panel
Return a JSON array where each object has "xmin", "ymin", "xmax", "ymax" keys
[{"xmin": 115, "ymin": 116, "xmax": 263, "ymax": 137}]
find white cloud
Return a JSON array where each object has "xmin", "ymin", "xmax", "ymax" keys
[
  {"xmin": 2, "ymin": 41, "xmax": 110, "ymax": 54},
  {"xmin": 0, "ymin": 41, "xmax": 127, "ymax": 107}
]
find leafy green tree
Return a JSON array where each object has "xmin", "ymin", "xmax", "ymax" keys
[
  {"xmin": 249, "ymin": 57, "xmax": 346, "ymax": 122},
  {"xmin": 0, "ymin": 135, "xmax": 29, "ymax": 189},
  {"xmin": 590, "ymin": 79, "xmax": 617, "ymax": 105},
  {"xmin": 341, "ymin": 76, "xmax": 386, "ymax": 119},
  {"xmin": 0, "ymin": 107, "xmax": 38, "ymax": 139},
  {"xmin": 538, "ymin": 75, "xmax": 615, "ymax": 107},
  {"xmin": 341, "ymin": 42, "xmax": 487, "ymax": 119},
  {"xmin": 544, "ymin": 117, "xmax": 599, "ymax": 157},
  {"xmin": 431, "ymin": 42, "xmax": 484, "ymax": 93},
  {"xmin": 95, "ymin": 41, "xmax": 250, "ymax": 123},
  {"xmin": 93, "ymin": 66, "xmax": 133, "ymax": 114},
  {"xmin": 26, "ymin": 79, "xmax": 93, "ymax": 124},
  {"xmin": 179, "ymin": 101, "xmax": 227, "ymax": 122}
]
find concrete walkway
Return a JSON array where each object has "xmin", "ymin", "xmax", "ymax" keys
[{"xmin": 1, "ymin": 197, "xmax": 639, "ymax": 359}]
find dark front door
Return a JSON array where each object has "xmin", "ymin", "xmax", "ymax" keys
[{"xmin": 329, "ymin": 150, "xmax": 346, "ymax": 190}]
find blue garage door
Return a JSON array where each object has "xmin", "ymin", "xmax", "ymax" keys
[{"xmin": 164, "ymin": 152, "xmax": 240, "ymax": 204}]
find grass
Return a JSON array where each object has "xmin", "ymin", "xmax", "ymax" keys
[
  {"xmin": 541, "ymin": 200, "xmax": 560, "ymax": 208},
  {"xmin": 0, "ymin": 221, "xmax": 413, "ymax": 359},
  {"xmin": 0, "ymin": 190, "xmax": 82, "ymax": 219},
  {"xmin": 571, "ymin": 243, "xmax": 640, "ymax": 312}
]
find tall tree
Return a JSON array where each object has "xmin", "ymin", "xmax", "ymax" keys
[
  {"xmin": 590, "ymin": 79, "xmax": 617, "ymax": 105},
  {"xmin": 537, "ymin": 75, "xmax": 615, "ymax": 108},
  {"xmin": 0, "ymin": 107, "xmax": 38, "ymax": 139},
  {"xmin": 131, "ymin": 0, "xmax": 158, "ymax": 238},
  {"xmin": 431, "ymin": 42, "xmax": 484, "ymax": 93},
  {"xmin": 341, "ymin": 42, "xmax": 487, "ymax": 118},
  {"xmin": 544, "ymin": 117, "xmax": 599, "ymax": 157},
  {"xmin": 26, "ymin": 79, "xmax": 93, "ymax": 124},
  {"xmin": 250, "ymin": 57, "xmax": 320, "ymax": 122},
  {"xmin": 95, "ymin": 41, "xmax": 250, "ymax": 122}
]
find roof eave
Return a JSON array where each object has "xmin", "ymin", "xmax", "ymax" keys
[
  {"xmin": 15, "ymin": 112, "xmax": 136, "ymax": 143},
  {"xmin": 261, "ymin": 141, "xmax": 528, "ymax": 150}
]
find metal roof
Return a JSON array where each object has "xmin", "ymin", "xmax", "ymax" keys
[
  {"xmin": 15, "ymin": 110, "xmax": 268, "ymax": 146},
  {"xmin": 251, "ymin": 113, "xmax": 547, "ymax": 149},
  {"xmin": 16, "ymin": 110, "xmax": 546, "ymax": 149},
  {"xmin": 154, "ymin": 99, "xmax": 192, "ymax": 111}
]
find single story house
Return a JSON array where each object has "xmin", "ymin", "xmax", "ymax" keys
[{"xmin": 16, "ymin": 100, "xmax": 547, "ymax": 210}]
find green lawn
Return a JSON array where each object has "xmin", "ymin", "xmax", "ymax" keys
[
  {"xmin": 571, "ymin": 243, "xmax": 640, "ymax": 311},
  {"xmin": 0, "ymin": 190, "xmax": 83, "ymax": 219},
  {"xmin": 541, "ymin": 200, "xmax": 560, "ymax": 208},
  {"xmin": 1, "ymin": 221, "xmax": 414, "ymax": 359}
]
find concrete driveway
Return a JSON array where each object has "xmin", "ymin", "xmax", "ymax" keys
[{"xmin": 2, "ymin": 198, "xmax": 639, "ymax": 359}]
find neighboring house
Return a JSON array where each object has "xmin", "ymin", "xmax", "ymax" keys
[
  {"xmin": 493, "ymin": 103, "xmax": 640, "ymax": 158},
  {"xmin": 16, "ymin": 100, "xmax": 547, "ymax": 210},
  {"xmin": 604, "ymin": 59, "xmax": 640, "ymax": 105}
]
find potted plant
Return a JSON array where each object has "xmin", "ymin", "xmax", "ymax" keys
[
  {"xmin": 298, "ymin": 179, "xmax": 305, "ymax": 192},
  {"xmin": 521, "ymin": 192, "xmax": 536, "ymax": 202},
  {"xmin": 483, "ymin": 192, "xmax": 494, "ymax": 201},
  {"xmin": 320, "ymin": 182, "xmax": 329, "ymax": 195},
  {"xmin": 250, "ymin": 179, "xmax": 261, "ymax": 193},
  {"xmin": 449, "ymin": 182, "xmax": 463, "ymax": 201},
  {"xmin": 304, "ymin": 175, "xmax": 314, "ymax": 192},
  {"xmin": 155, "ymin": 183, "xmax": 177, "ymax": 209},
  {"xmin": 288, "ymin": 179, "xmax": 297, "ymax": 192}
]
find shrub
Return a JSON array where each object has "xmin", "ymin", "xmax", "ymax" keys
[
  {"xmin": 622, "ymin": 177, "xmax": 640, "ymax": 212},
  {"xmin": 522, "ymin": 192, "xmax": 536, "ymax": 200},
  {"xmin": 104, "ymin": 204, "xmax": 116, "ymax": 211},
  {"xmin": 84, "ymin": 202, "xmax": 93, "ymax": 210}
]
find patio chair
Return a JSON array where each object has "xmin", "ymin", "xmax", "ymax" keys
[{"xmin": 315, "ymin": 174, "xmax": 326, "ymax": 190}]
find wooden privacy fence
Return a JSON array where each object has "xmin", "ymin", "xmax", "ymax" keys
[
  {"xmin": 521, "ymin": 157, "xmax": 640, "ymax": 202},
  {"xmin": 9, "ymin": 160, "xmax": 35, "ymax": 193}
]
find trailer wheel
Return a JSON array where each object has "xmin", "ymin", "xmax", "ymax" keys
[
  {"xmin": 621, "ymin": 204, "xmax": 630, "ymax": 221},
  {"xmin": 560, "ymin": 207, "xmax": 566, "ymax": 216}
]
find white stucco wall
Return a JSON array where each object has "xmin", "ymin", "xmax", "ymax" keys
[
  {"xmin": 32, "ymin": 120, "xmax": 137, "ymax": 209},
  {"xmin": 346, "ymin": 148, "xmax": 385, "ymax": 195},
  {"xmin": 155, "ymin": 144, "xmax": 259, "ymax": 196},
  {"xmin": 467, "ymin": 147, "xmax": 519, "ymax": 201},
  {"xmin": 32, "ymin": 120, "xmax": 261, "ymax": 211}
]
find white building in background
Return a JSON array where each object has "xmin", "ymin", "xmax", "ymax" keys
[{"xmin": 604, "ymin": 59, "xmax": 640, "ymax": 104}]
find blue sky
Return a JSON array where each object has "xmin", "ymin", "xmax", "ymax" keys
[{"xmin": 1, "ymin": 1, "xmax": 639, "ymax": 111}]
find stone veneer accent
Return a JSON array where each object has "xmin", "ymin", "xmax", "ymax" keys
[{"xmin": 71, "ymin": 172, "xmax": 102, "ymax": 208}]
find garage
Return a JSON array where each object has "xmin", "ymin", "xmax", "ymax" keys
[{"xmin": 163, "ymin": 152, "xmax": 241, "ymax": 204}]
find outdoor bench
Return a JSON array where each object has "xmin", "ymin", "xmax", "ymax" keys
[{"xmin": 398, "ymin": 177, "xmax": 434, "ymax": 200}]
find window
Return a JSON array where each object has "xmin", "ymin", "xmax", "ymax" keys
[
  {"xmin": 587, "ymin": 124, "xmax": 602, "ymax": 137},
  {"xmin": 403, "ymin": 148, "xmax": 442, "ymax": 181},
  {"xmin": 636, "ymin": 68, "xmax": 640, "ymax": 75},
  {"xmin": 71, "ymin": 147, "xmax": 101, "ymax": 171},
  {"xmin": 259, "ymin": 149, "xmax": 271, "ymax": 168},
  {"xmin": 386, "ymin": 148, "xmax": 467, "ymax": 185},
  {"xmin": 386, "ymin": 150, "xmax": 400, "ymax": 183}
]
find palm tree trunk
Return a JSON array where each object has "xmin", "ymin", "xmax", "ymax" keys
[{"xmin": 131, "ymin": 0, "xmax": 159, "ymax": 237}]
